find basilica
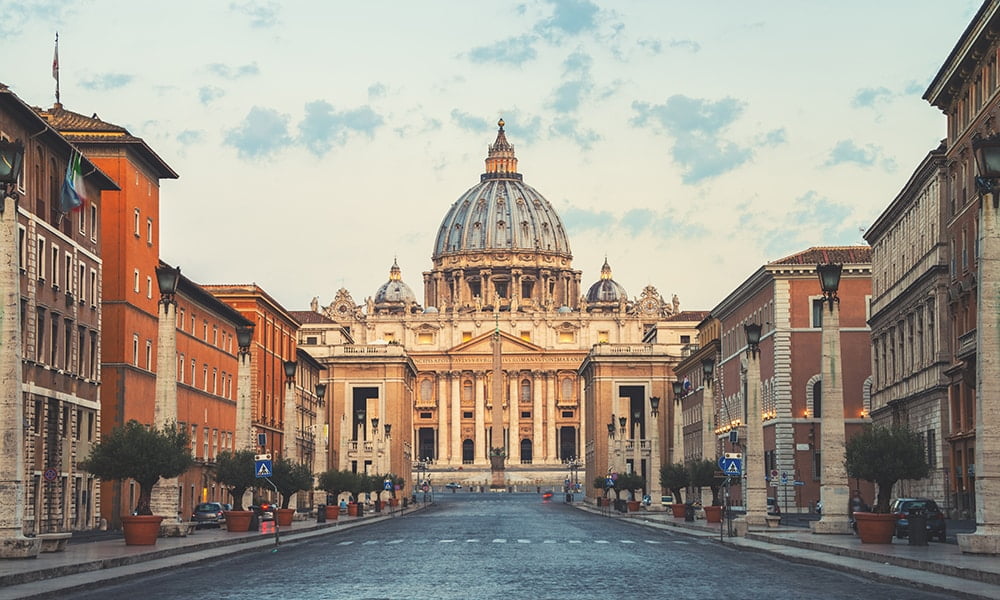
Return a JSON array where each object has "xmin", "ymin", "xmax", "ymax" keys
[{"xmin": 296, "ymin": 121, "xmax": 705, "ymax": 493}]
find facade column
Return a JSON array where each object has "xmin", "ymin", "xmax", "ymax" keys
[
  {"xmin": 648, "ymin": 396, "xmax": 662, "ymax": 510},
  {"xmin": 150, "ymin": 284, "xmax": 180, "ymax": 521},
  {"xmin": 437, "ymin": 376, "xmax": 448, "ymax": 463},
  {"xmin": 450, "ymin": 373, "xmax": 461, "ymax": 466},
  {"xmin": 0, "ymin": 188, "xmax": 40, "ymax": 558},
  {"xmin": 235, "ymin": 350, "xmax": 253, "ymax": 450},
  {"xmin": 811, "ymin": 287, "xmax": 852, "ymax": 535},
  {"xmin": 958, "ymin": 188, "xmax": 1000, "ymax": 553},
  {"xmin": 546, "ymin": 374, "xmax": 557, "ymax": 463},
  {"xmin": 508, "ymin": 373, "xmax": 519, "ymax": 464},
  {"xmin": 532, "ymin": 372, "xmax": 543, "ymax": 462},
  {"xmin": 474, "ymin": 372, "xmax": 486, "ymax": 464}
]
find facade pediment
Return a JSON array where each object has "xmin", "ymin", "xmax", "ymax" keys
[{"xmin": 449, "ymin": 330, "xmax": 543, "ymax": 354}]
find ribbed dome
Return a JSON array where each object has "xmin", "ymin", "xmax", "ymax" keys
[
  {"xmin": 432, "ymin": 120, "xmax": 571, "ymax": 259},
  {"xmin": 374, "ymin": 260, "xmax": 417, "ymax": 305},
  {"xmin": 586, "ymin": 259, "xmax": 628, "ymax": 303}
]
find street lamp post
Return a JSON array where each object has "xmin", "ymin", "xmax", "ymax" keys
[
  {"xmin": 0, "ymin": 140, "xmax": 39, "ymax": 559},
  {"xmin": 235, "ymin": 324, "xmax": 255, "ymax": 451},
  {"xmin": 282, "ymin": 359, "xmax": 298, "ymax": 465},
  {"xmin": 648, "ymin": 396, "xmax": 661, "ymax": 510},
  {"xmin": 810, "ymin": 263, "xmax": 852, "ymax": 535},
  {"xmin": 958, "ymin": 136, "xmax": 1000, "ymax": 554},
  {"xmin": 313, "ymin": 382, "xmax": 327, "ymax": 509},
  {"xmin": 150, "ymin": 264, "xmax": 181, "ymax": 522},
  {"xmin": 736, "ymin": 323, "xmax": 767, "ymax": 534},
  {"xmin": 701, "ymin": 358, "xmax": 716, "ymax": 507},
  {"xmin": 672, "ymin": 380, "xmax": 685, "ymax": 472}
]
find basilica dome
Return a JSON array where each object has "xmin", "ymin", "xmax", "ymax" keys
[{"xmin": 432, "ymin": 120, "xmax": 571, "ymax": 259}]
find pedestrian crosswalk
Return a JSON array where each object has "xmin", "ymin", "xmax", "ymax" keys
[{"xmin": 335, "ymin": 538, "xmax": 693, "ymax": 546}]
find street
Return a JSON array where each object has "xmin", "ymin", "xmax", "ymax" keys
[{"xmin": 64, "ymin": 493, "xmax": 953, "ymax": 599}]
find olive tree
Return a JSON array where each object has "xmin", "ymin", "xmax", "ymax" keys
[{"xmin": 846, "ymin": 424, "xmax": 929, "ymax": 513}]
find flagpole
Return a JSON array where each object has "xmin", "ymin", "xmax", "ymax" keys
[{"xmin": 53, "ymin": 32, "xmax": 60, "ymax": 106}]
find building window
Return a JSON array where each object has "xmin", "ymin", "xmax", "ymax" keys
[
  {"xmin": 812, "ymin": 381, "xmax": 822, "ymax": 417},
  {"xmin": 520, "ymin": 379, "xmax": 531, "ymax": 403},
  {"xmin": 521, "ymin": 411, "xmax": 531, "ymax": 419},
  {"xmin": 813, "ymin": 451, "xmax": 822, "ymax": 480},
  {"xmin": 191, "ymin": 359, "xmax": 196, "ymax": 385},
  {"xmin": 179, "ymin": 354, "xmax": 185, "ymax": 383},
  {"xmin": 90, "ymin": 204, "xmax": 98, "ymax": 239},
  {"xmin": 597, "ymin": 330, "xmax": 608, "ymax": 343},
  {"xmin": 203, "ymin": 426, "xmax": 209, "ymax": 459},
  {"xmin": 520, "ymin": 330, "xmax": 531, "ymax": 342},
  {"xmin": 18, "ymin": 225, "xmax": 25, "ymax": 271},
  {"xmin": 51, "ymin": 245, "xmax": 60, "ymax": 289},
  {"xmin": 203, "ymin": 364, "xmax": 209, "ymax": 391},
  {"xmin": 926, "ymin": 429, "xmax": 937, "ymax": 467},
  {"xmin": 79, "ymin": 205, "xmax": 86, "ymax": 234},
  {"xmin": 37, "ymin": 237, "xmax": 46, "ymax": 281},
  {"xmin": 558, "ymin": 331, "xmax": 574, "ymax": 343},
  {"xmin": 212, "ymin": 368, "xmax": 218, "ymax": 394},
  {"xmin": 90, "ymin": 269, "xmax": 97, "ymax": 306},
  {"xmin": 50, "ymin": 317, "xmax": 59, "ymax": 365},
  {"xmin": 417, "ymin": 332, "xmax": 433, "ymax": 345},
  {"xmin": 462, "ymin": 331, "xmax": 473, "ymax": 342},
  {"xmin": 146, "ymin": 217, "xmax": 153, "ymax": 245},
  {"xmin": 213, "ymin": 326, "xmax": 218, "ymax": 346},
  {"xmin": 133, "ymin": 269, "xmax": 140, "ymax": 293},
  {"xmin": 146, "ymin": 276, "xmax": 152, "ymax": 299},
  {"xmin": 811, "ymin": 299, "xmax": 824, "ymax": 328},
  {"xmin": 191, "ymin": 424, "xmax": 198, "ymax": 457},
  {"xmin": 680, "ymin": 335, "xmax": 691, "ymax": 344},
  {"xmin": 145, "ymin": 340, "xmax": 152, "ymax": 370},
  {"xmin": 133, "ymin": 208, "xmax": 140, "ymax": 237}
]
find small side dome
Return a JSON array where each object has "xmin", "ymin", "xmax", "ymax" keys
[
  {"xmin": 585, "ymin": 258, "xmax": 628, "ymax": 304},
  {"xmin": 373, "ymin": 259, "xmax": 418, "ymax": 309}
]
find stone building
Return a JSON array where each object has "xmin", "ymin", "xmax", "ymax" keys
[
  {"xmin": 864, "ymin": 145, "xmax": 951, "ymax": 508},
  {"xmin": 0, "ymin": 85, "xmax": 117, "ymax": 540},
  {"xmin": 298, "ymin": 121, "xmax": 701, "ymax": 494}
]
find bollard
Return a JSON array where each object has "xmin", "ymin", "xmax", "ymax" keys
[
  {"xmin": 317, "ymin": 505, "xmax": 326, "ymax": 523},
  {"xmin": 908, "ymin": 508, "xmax": 928, "ymax": 546}
]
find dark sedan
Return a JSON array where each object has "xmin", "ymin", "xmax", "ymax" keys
[
  {"xmin": 192, "ymin": 502, "xmax": 226, "ymax": 528},
  {"xmin": 891, "ymin": 498, "xmax": 946, "ymax": 542}
]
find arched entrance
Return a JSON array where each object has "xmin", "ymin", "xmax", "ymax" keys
[
  {"xmin": 462, "ymin": 439, "xmax": 474, "ymax": 464},
  {"xmin": 520, "ymin": 439, "xmax": 533, "ymax": 464}
]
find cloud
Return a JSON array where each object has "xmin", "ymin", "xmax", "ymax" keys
[
  {"xmin": 176, "ymin": 130, "xmax": 204, "ymax": 145},
  {"xmin": 223, "ymin": 106, "xmax": 293, "ymax": 159},
  {"xmin": 560, "ymin": 205, "xmax": 617, "ymax": 232},
  {"xmin": 637, "ymin": 39, "xmax": 662, "ymax": 55},
  {"xmin": 198, "ymin": 86, "xmax": 225, "ymax": 104},
  {"xmin": 207, "ymin": 62, "xmax": 260, "ymax": 80},
  {"xmin": 562, "ymin": 51, "xmax": 592, "ymax": 75},
  {"xmin": 631, "ymin": 95, "xmax": 752, "ymax": 183},
  {"xmin": 467, "ymin": 35, "xmax": 538, "ymax": 66},
  {"xmin": 824, "ymin": 139, "xmax": 881, "ymax": 167},
  {"xmin": 548, "ymin": 117, "xmax": 601, "ymax": 149},
  {"xmin": 852, "ymin": 86, "xmax": 893, "ymax": 108},
  {"xmin": 498, "ymin": 111, "xmax": 543, "ymax": 144},
  {"xmin": 297, "ymin": 101, "xmax": 384, "ymax": 156},
  {"xmin": 667, "ymin": 39, "xmax": 701, "ymax": 53},
  {"xmin": 549, "ymin": 80, "xmax": 593, "ymax": 113},
  {"xmin": 368, "ymin": 82, "xmax": 387, "ymax": 100},
  {"xmin": 0, "ymin": 0, "xmax": 68, "ymax": 37},
  {"xmin": 760, "ymin": 128, "xmax": 786, "ymax": 146},
  {"xmin": 79, "ymin": 73, "xmax": 133, "ymax": 91},
  {"xmin": 535, "ymin": 0, "xmax": 600, "ymax": 39},
  {"xmin": 229, "ymin": 0, "xmax": 280, "ymax": 28},
  {"xmin": 451, "ymin": 110, "xmax": 492, "ymax": 134}
]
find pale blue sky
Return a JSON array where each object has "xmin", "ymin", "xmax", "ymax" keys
[{"xmin": 0, "ymin": 0, "xmax": 980, "ymax": 312}]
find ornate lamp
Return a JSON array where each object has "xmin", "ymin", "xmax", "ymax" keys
[
  {"xmin": 650, "ymin": 396, "xmax": 660, "ymax": 417},
  {"xmin": 236, "ymin": 324, "xmax": 254, "ymax": 357},
  {"xmin": 0, "ymin": 138, "xmax": 24, "ymax": 209},
  {"xmin": 283, "ymin": 360, "xmax": 297, "ymax": 384},
  {"xmin": 315, "ymin": 382, "xmax": 327, "ymax": 407},
  {"xmin": 744, "ymin": 323, "xmax": 762, "ymax": 358},
  {"xmin": 973, "ymin": 133, "xmax": 1000, "ymax": 201},
  {"xmin": 817, "ymin": 263, "xmax": 843, "ymax": 311},
  {"xmin": 154, "ymin": 264, "xmax": 181, "ymax": 304}
]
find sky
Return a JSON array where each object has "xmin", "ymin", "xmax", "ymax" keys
[{"xmin": 0, "ymin": 1, "xmax": 982, "ymax": 314}]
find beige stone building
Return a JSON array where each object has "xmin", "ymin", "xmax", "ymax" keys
[
  {"xmin": 864, "ymin": 145, "xmax": 951, "ymax": 507},
  {"xmin": 297, "ymin": 121, "xmax": 702, "ymax": 494}
]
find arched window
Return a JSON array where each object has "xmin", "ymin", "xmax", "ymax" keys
[
  {"xmin": 520, "ymin": 439, "xmax": 532, "ymax": 464},
  {"xmin": 420, "ymin": 379, "xmax": 433, "ymax": 404},
  {"xmin": 462, "ymin": 439, "xmax": 474, "ymax": 464},
  {"xmin": 812, "ymin": 381, "xmax": 822, "ymax": 417},
  {"xmin": 520, "ymin": 378, "xmax": 531, "ymax": 403},
  {"xmin": 561, "ymin": 377, "xmax": 574, "ymax": 402}
]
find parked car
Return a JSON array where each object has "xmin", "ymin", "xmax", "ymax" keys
[
  {"xmin": 767, "ymin": 497, "xmax": 780, "ymax": 515},
  {"xmin": 445, "ymin": 482, "xmax": 462, "ymax": 490},
  {"xmin": 249, "ymin": 502, "xmax": 275, "ymax": 521},
  {"xmin": 890, "ymin": 498, "xmax": 946, "ymax": 542},
  {"xmin": 192, "ymin": 502, "xmax": 226, "ymax": 528},
  {"xmin": 541, "ymin": 490, "xmax": 554, "ymax": 500}
]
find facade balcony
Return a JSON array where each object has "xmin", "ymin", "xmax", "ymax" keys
[
  {"xmin": 957, "ymin": 329, "xmax": 977, "ymax": 360},
  {"xmin": 333, "ymin": 344, "xmax": 408, "ymax": 357},
  {"xmin": 589, "ymin": 343, "xmax": 671, "ymax": 356}
]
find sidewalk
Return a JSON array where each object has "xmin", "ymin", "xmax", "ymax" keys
[
  {"xmin": 585, "ymin": 504, "xmax": 1000, "ymax": 600},
  {"xmin": 0, "ymin": 505, "xmax": 417, "ymax": 600}
]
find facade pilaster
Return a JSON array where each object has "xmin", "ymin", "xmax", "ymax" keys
[{"xmin": 474, "ymin": 371, "xmax": 485, "ymax": 463}]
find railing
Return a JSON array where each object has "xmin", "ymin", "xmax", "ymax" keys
[
  {"xmin": 589, "ymin": 343, "xmax": 670, "ymax": 356},
  {"xmin": 333, "ymin": 344, "xmax": 407, "ymax": 357},
  {"xmin": 957, "ymin": 329, "xmax": 977, "ymax": 359}
]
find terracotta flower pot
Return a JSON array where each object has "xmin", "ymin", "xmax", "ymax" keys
[
  {"xmin": 223, "ymin": 510, "xmax": 253, "ymax": 532},
  {"xmin": 348, "ymin": 502, "xmax": 359, "ymax": 517},
  {"xmin": 703, "ymin": 505, "xmax": 723, "ymax": 523},
  {"xmin": 324, "ymin": 504, "xmax": 340, "ymax": 520},
  {"xmin": 274, "ymin": 508, "xmax": 295, "ymax": 527},
  {"xmin": 627, "ymin": 500, "xmax": 641, "ymax": 512},
  {"xmin": 671, "ymin": 503, "xmax": 687, "ymax": 518},
  {"xmin": 121, "ymin": 515, "xmax": 164, "ymax": 545},
  {"xmin": 854, "ymin": 512, "xmax": 897, "ymax": 544}
]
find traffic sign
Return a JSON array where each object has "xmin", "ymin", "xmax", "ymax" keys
[
  {"xmin": 255, "ymin": 453, "xmax": 271, "ymax": 461},
  {"xmin": 719, "ymin": 456, "xmax": 743, "ymax": 477},
  {"xmin": 43, "ymin": 468, "xmax": 57, "ymax": 482},
  {"xmin": 780, "ymin": 472, "xmax": 788, "ymax": 484},
  {"xmin": 255, "ymin": 459, "xmax": 273, "ymax": 478},
  {"xmin": 793, "ymin": 480, "xmax": 805, "ymax": 486},
  {"xmin": 384, "ymin": 479, "xmax": 393, "ymax": 490}
]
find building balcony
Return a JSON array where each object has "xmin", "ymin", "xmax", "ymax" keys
[
  {"xmin": 333, "ymin": 344, "xmax": 408, "ymax": 357},
  {"xmin": 957, "ymin": 329, "xmax": 977, "ymax": 360}
]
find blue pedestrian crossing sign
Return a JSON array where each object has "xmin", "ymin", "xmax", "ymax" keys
[
  {"xmin": 255, "ymin": 459, "xmax": 273, "ymax": 478},
  {"xmin": 718, "ymin": 455, "xmax": 743, "ymax": 477}
]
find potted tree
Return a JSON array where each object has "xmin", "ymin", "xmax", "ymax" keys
[
  {"xmin": 846, "ymin": 424, "xmax": 930, "ymax": 543},
  {"xmin": 617, "ymin": 472, "xmax": 645, "ymax": 512},
  {"xmin": 79, "ymin": 420, "xmax": 194, "ymax": 545},
  {"xmin": 215, "ymin": 449, "xmax": 258, "ymax": 532},
  {"xmin": 592, "ymin": 476, "xmax": 611, "ymax": 507},
  {"xmin": 689, "ymin": 459, "xmax": 724, "ymax": 522},
  {"xmin": 269, "ymin": 458, "xmax": 314, "ymax": 526},
  {"xmin": 660, "ymin": 463, "xmax": 690, "ymax": 518},
  {"xmin": 318, "ymin": 469, "xmax": 350, "ymax": 520},
  {"xmin": 347, "ymin": 472, "xmax": 371, "ymax": 516}
]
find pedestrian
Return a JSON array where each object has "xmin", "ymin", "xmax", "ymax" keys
[{"xmin": 848, "ymin": 490, "xmax": 868, "ymax": 516}]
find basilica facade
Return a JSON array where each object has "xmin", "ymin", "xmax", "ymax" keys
[{"xmin": 297, "ymin": 121, "xmax": 704, "ymax": 493}]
